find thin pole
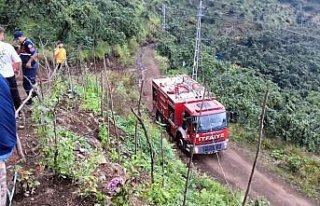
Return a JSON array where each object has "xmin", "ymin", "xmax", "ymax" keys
[
  {"xmin": 162, "ymin": 4, "xmax": 167, "ymax": 31},
  {"xmin": 242, "ymin": 90, "xmax": 269, "ymax": 206},
  {"xmin": 192, "ymin": 0, "xmax": 203, "ymax": 81},
  {"xmin": 183, "ymin": 79, "xmax": 208, "ymax": 206}
]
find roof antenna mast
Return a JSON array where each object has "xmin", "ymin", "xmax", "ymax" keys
[{"xmin": 192, "ymin": 0, "xmax": 204, "ymax": 81}]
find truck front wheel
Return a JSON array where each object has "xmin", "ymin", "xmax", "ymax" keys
[{"xmin": 176, "ymin": 133, "xmax": 186, "ymax": 150}]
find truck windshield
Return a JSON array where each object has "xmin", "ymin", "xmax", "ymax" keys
[{"xmin": 196, "ymin": 112, "xmax": 227, "ymax": 133}]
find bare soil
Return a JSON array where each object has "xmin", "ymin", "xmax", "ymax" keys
[
  {"xmin": 138, "ymin": 46, "xmax": 318, "ymax": 206},
  {"xmin": 8, "ymin": 92, "xmax": 98, "ymax": 206},
  {"xmin": 14, "ymin": 177, "xmax": 94, "ymax": 206},
  {"xmin": 9, "ymin": 79, "xmax": 124, "ymax": 206}
]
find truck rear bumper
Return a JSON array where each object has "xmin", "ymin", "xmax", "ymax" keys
[{"xmin": 187, "ymin": 140, "xmax": 228, "ymax": 154}]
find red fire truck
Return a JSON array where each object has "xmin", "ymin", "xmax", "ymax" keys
[{"xmin": 152, "ymin": 75, "xmax": 229, "ymax": 154}]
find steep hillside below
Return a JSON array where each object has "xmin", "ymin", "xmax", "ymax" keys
[
  {"xmin": 153, "ymin": 0, "xmax": 320, "ymax": 201},
  {"xmin": 139, "ymin": 46, "xmax": 317, "ymax": 206}
]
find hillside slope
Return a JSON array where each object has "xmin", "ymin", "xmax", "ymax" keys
[
  {"xmin": 139, "ymin": 45, "xmax": 317, "ymax": 206},
  {"xmin": 156, "ymin": 0, "xmax": 320, "ymax": 152},
  {"xmin": 154, "ymin": 0, "xmax": 320, "ymax": 202},
  {"xmin": 1, "ymin": 0, "xmax": 319, "ymax": 205}
]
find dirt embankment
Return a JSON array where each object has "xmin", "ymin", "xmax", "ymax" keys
[{"xmin": 138, "ymin": 45, "xmax": 318, "ymax": 206}]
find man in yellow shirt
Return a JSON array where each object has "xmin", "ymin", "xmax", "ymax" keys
[{"xmin": 54, "ymin": 41, "xmax": 66, "ymax": 70}]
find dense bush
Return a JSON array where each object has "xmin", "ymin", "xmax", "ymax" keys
[
  {"xmin": 203, "ymin": 61, "xmax": 320, "ymax": 152},
  {"xmin": 215, "ymin": 30, "xmax": 320, "ymax": 91},
  {"xmin": 0, "ymin": 0, "xmax": 146, "ymax": 61},
  {"xmin": 155, "ymin": 0, "xmax": 320, "ymax": 153}
]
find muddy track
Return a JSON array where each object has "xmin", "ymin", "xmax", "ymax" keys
[
  {"xmin": 137, "ymin": 45, "xmax": 318, "ymax": 206},
  {"xmin": 136, "ymin": 44, "xmax": 160, "ymax": 111}
]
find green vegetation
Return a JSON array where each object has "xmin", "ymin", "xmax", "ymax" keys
[
  {"xmin": 153, "ymin": 0, "xmax": 320, "ymax": 152},
  {"xmin": 79, "ymin": 74, "xmax": 102, "ymax": 114},
  {"xmin": 78, "ymin": 73, "xmax": 272, "ymax": 205},
  {"xmin": 269, "ymin": 147, "xmax": 320, "ymax": 198},
  {"xmin": 0, "ymin": 0, "xmax": 149, "ymax": 65},
  {"xmin": 150, "ymin": 0, "xmax": 320, "ymax": 200},
  {"xmin": 29, "ymin": 71, "xmax": 274, "ymax": 205},
  {"xmin": 31, "ymin": 78, "xmax": 105, "ymax": 201},
  {"xmin": 2, "ymin": 0, "xmax": 320, "ymax": 204}
]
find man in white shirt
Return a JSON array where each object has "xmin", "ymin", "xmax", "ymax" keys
[{"xmin": 0, "ymin": 26, "xmax": 22, "ymax": 110}]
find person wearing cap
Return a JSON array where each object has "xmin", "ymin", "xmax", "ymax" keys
[
  {"xmin": 0, "ymin": 26, "xmax": 22, "ymax": 110},
  {"xmin": 0, "ymin": 73, "xmax": 17, "ymax": 205},
  {"xmin": 54, "ymin": 40, "xmax": 67, "ymax": 70},
  {"xmin": 13, "ymin": 31, "xmax": 38, "ymax": 104}
]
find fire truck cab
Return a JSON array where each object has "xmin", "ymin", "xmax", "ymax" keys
[{"xmin": 152, "ymin": 75, "xmax": 229, "ymax": 154}]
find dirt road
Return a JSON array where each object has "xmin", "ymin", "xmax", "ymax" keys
[
  {"xmin": 136, "ymin": 44, "xmax": 160, "ymax": 111},
  {"xmin": 137, "ymin": 45, "xmax": 318, "ymax": 206},
  {"xmin": 193, "ymin": 144, "xmax": 317, "ymax": 206}
]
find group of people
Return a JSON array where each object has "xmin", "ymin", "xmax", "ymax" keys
[{"xmin": 0, "ymin": 26, "xmax": 66, "ymax": 205}]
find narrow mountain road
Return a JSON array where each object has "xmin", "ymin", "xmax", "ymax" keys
[
  {"xmin": 137, "ymin": 45, "xmax": 318, "ymax": 206},
  {"xmin": 193, "ymin": 144, "xmax": 317, "ymax": 206}
]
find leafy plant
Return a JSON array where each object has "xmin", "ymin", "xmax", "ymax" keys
[
  {"xmin": 81, "ymin": 74, "xmax": 101, "ymax": 114},
  {"xmin": 17, "ymin": 168, "xmax": 40, "ymax": 196},
  {"xmin": 98, "ymin": 122, "xmax": 109, "ymax": 148}
]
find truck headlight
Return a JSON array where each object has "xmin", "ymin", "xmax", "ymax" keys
[{"xmin": 194, "ymin": 147, "xmax": 199, "ymax": 153}]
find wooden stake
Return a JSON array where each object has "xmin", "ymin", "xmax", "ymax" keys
[
  {"xmin": 131, "ymin": 108, "xmax": 155, "ymax": 183},
  {"xmin": 183, "ymin": 80, "xmax": 208, "ymax": 206},
  {"xmin": 52, "ymin": 99, "xmax": 60, "ymax": 174},
  {"xmin": 242, "ymin": 90, "xmax": 269, "ymax": 206},
  {"xmin": 134, "ymin": 80, "xmax": 144, "ymax": 155},
  {"xmin": 106, "ymin": 73, "xmax": 121, "ymax": 163}
]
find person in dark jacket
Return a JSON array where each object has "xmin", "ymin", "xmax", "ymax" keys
[
  {"xmin": 14, "ymin": 31, "xmax": 38, "ymax": 105},
  {"xmin": 0, "ymin": 73, "xmax": 17, "ymax": 205}
]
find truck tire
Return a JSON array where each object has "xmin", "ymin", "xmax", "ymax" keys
[
  {"xmin": 176, "ymin": 132, "xmax": 186, "ymax": 150},
  {"xmin": 156, "ymin": 111, "xmax": 163, "ymax": 123}
]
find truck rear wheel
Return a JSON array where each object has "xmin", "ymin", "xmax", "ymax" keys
[{"xmin": 156, "ymin": 111, "xmax": 163, "ymax": 123}]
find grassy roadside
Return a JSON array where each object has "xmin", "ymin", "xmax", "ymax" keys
[
  {"xmin": 30, "ymin": 67, "xmax": 274, "ymax": 205},
  {"xmin": 63, "ymin": 72, "xmax": 276, "ymax": 206},
  {"xmin": 80, "ymin": 72, "xmax": 245, "ymax": 205},
  {"xmin": 155, "ymin": 51, "xmax": 320, "ymax": 203},
  {"xmin": 230, "ymin": 124, "xmax": 320, "ymax": 203}
]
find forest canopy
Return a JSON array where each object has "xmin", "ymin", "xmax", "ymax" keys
[
  {"xmin": 156, "ymin": 0, "xmax": 320, "ymax": 152},
  {"xmin": 0, "ymin": 0, "xmax": 319, "ymax": 152}
]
